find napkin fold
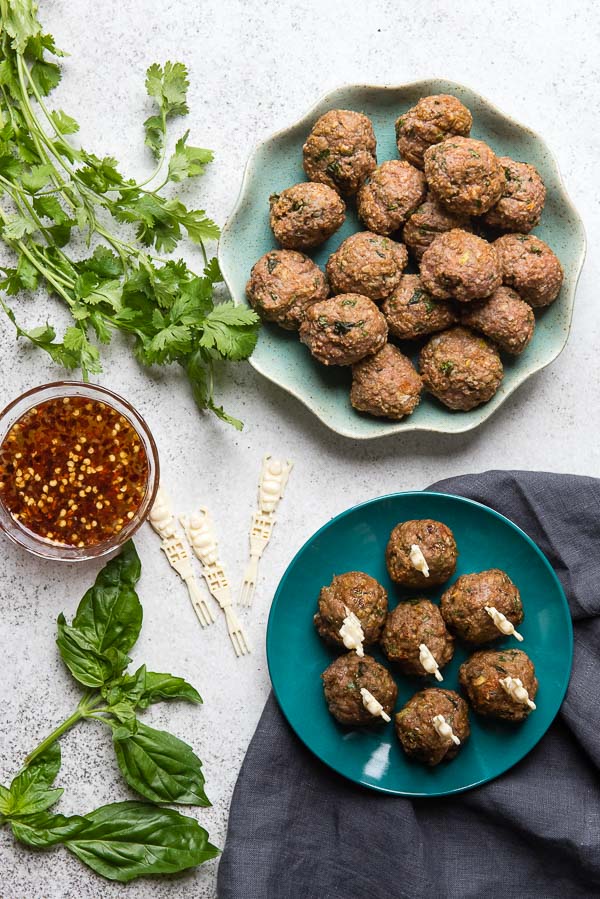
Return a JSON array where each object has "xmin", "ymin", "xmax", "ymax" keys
[{"xmin": 218, "ymin": 471, "xmax": 600, "ymax": 899}]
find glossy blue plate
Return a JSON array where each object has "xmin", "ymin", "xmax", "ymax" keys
[{"xmin": 266, "ymin": 492, "xmax": 573, "ymax": 796}]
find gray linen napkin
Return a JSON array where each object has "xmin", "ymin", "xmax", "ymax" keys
[{"xmin": 217, "ymin": 471, "xmax": 600, "ymax": 899}]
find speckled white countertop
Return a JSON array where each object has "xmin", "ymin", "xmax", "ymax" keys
[{"xmin": 0, "ymin": 1, "xmax": 599, "ymax": 896}]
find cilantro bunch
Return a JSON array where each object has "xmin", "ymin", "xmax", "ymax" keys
[
  {"xmin": 0, "ymin": 542, "xmax": 219, "ymax": 882},
  {"xmin": 0, "ymin": 1, "xmax": 259, "ymax": 428}
]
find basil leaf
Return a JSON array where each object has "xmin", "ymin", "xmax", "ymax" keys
[
  {"xmin": 11, "ymin": 811, "xmax": 87, "ymax": 847},
  {"xmin": 65, "ymin": 801, "xmax": 219, "ymax": 882},
  {"xmin": 57, "ymin": 541, "xmax": 142, "ymax": 687},
  {"xmin": 102, "ymin": 665, "xmax": 202, "ymax": 709},
  {"xmin": 112, "ymin": 722, "xmax": 210, "ymax": 806},
  {"xmin": 1, "ymin": 745, "xmax": 63, "ymax": 817}
]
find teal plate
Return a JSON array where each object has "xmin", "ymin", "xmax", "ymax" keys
[
  {"xmin": 266, "ymin": 492, "xmax": 573, "ymax": 796},
  {"xmin": 219, "ymin": 81, "xmax": 586, "ymax": 439}
]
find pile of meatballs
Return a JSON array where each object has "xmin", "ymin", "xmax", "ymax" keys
[
  {"xmin": 246, "ymin": 95, "xmax": 564, "ymax": 419},
  {"xmin": 315, "ymin": 518, "xmax": 538, "ymax": 767}
]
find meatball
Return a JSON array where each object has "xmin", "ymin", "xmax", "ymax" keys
[
  {"xmin": 314, "ymin": 571, "xmax": 388, "ymax": 647},
  {"xmin": 246, "ymin": 250, "xmax": 329, "ymax": 330},
  {"xmin": 380, "ymin": 599, "xmax": 454, "ymax": 677},
  {"xmin": 420, "ymin": 229, "xmax": 502, "ymax": 303},
  {"xmin": 482, "ymin": 158, "xmax": 546, "ymax": 233},
  {"xmin": 326, "ymin": 232, "xmax": 408, "ymax": 302},
  {"xmin": 494, "ymin": 233, "xmax": 563, "ymax": 308},
  {"xmin": 299, "ymin": 294, "xmax": 387, "ymax": 366},
  {"xmin": 322, "ymin": 653, "xmax": 398, "ymax": 726},
  {"xmin": 395, "ymin": 95, "xmax": 473, "ymax": 170},
  {"xmin": 386, "ymin": 519, "xmax": 458, "ymax": 587},
  {"xmin": 424, "ymin": 136, "xmax": 505, "ymax": 215},
  {"xmin": 269, "ymin": 182, "xmax": 346, "ymax": 251},
  {"xmin": 357, "ymin": 160, "xmax": 427, "ymax": 236},
  {"xmin": 459, "ymin": 649, "xmax": 538, "ymax": 722},
  {"xmin": 440, "ymin": 569, "xmax": 524, "ymax": 644},
  {"xmin": 419, "ymin": 327, "xmax": 503, "ymax": 411},
  {"xmin": 303, "ymin": 109, "xmax": 377, "ymax": 196},
  {"xmin": 350, "ymin": 344, "xmax": 422, "ymax": 420},
  {"xmin": 460, "ymin": 286, "xmax": 535, "ymax": 355},
  {"xmin": 403, "ymin": 193, "xmax": 472, "ymax": 262},
  {"xmin": 381, "ymin": 275, "xmax": 457, "ymax": 340},
  {"xmin": 395, "ymin": 688, "xmax": 470, "ymax": 765}
]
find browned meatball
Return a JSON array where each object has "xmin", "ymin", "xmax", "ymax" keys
[
  {"xmin": 357, "ymin": 160, "xmax": 427, "ymax": 235},
  {"xmin": 246, "ymin": 250, "xmax": 329, "ymax": 330},
  {"xmin": 424, "ymin": 136, "xmax": 505, "ymax": 215},
  {"xmin": 380, "ymin": 599, "xmax": 454, "ymax": 677},
  {"xmin": 381, "ymin": 275, "xmax": 457, "ymax": 340},
  {"xmin": 459, "ymin": 649, "xmax": 538, "ymax": 721},
  {"xmin": 482, "ymin": 158, "xmax": 546, "ymax": 233},
  {"xmin": 299, "ymin": 294, "xmax": 388, "ymax": 366},
  {"xmin": 395, "ymin": 688, "xmax": 470, "ymax": 765},
  {"xmin": 419, "ymin": 327, "xmax": 503, "ymax": 411},
  {"xmin": 303, "ymin": 109, "xmax": 377, "ymax": 196},
  {"xmin": 494, "ymin": 233, "xmax": 563, "ymax": 308},
  {"xmin": 322, "ymin": 653, "xmax": 398, "ymax": 726},
  {"xmin": 269, "ymin": 182, "xmax": 346, "ymax": 250},
  {"xmin": 314, "ymin": 571, "xmax": 388, "ymax": 647},
  {"xmin": 460, "ymin": 286, "xmax": 535, "ymax": 355},
  {"xmin": 403, "ymin": 193, "xmax": 473, "ymax": 262},
  {"xmin": 440, "ymin": 569, "xmax": 524, "ymax": 644},
  {"xmin": 386, "ymin": 519, "xmax": 458, "ymax": 587},
  {"xmin": 395, "ymin": 95, "xmax": 473, "ymax": 170},
  {"xmin": 326, "ymin": 232, "xmax": 408, "ymax": 302},
  {"xmin": 420, "ymin": 229, "xmax": 502, "ymax": 303},
  {"xmin": 350, "ymin": 344, "xmax": 422, "ymax": 420}
]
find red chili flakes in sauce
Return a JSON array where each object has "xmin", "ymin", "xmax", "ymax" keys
[{"xmin": 0, "ymin": 396, "xmax": 149, "ymax": 547}]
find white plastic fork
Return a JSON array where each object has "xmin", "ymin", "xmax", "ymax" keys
[{"xmin": 239, "ymin": 554, "xmax": 259, "ymax": 608}]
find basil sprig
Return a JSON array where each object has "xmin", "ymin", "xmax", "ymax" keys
[{"xmin": 0, "ymin": 541, "xmax": 218, "ymax": 882}]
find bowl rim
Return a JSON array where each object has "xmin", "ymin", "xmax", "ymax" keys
[
  {"xmin": 0, "ymin": 380, "xmax": 160, "ymax": 562},
  {"xmin": 265, "ymin": 488, "xmax": 574, "ymax": 796},
  {"xmin": 219, "ymin": 79, "xmax": 587, "ymax": 440}
]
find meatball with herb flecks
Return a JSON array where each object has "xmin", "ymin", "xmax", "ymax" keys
[
  {"xmin": 386, "ymin": 519, "xmax": 458, "ymax": 587},
  {"xmin": 395, "ymin": 688, "xmax": 470, "ymax": 765},
  {"xmin": 460, "ymin": 286, "xmax": 535, "ymax": 355},
  {"xmin": 403, "ymin": 193, "xmax": 473, "ymax": 262},
  {"xmin": 303, "ymin": 109, "xmax": 377, "ymax": 196},
  {"xmin": 459, "ymin": 648, "xmax": 538, "ymax": 721},
  {"xmin": 350, "ymin": 344, "xmax": 422, "ymax": 420},
  {"xmin": 314, "ymin": 571, "xmax": 388, "ymax": 648},
  {"xmin": 482, "ymin": 158, "xmax": 546, "ymax": 233},
  {"xmin": 395, "ymin": 95, "xmax": 473, "ymax": 170},
  {"xmin": 419, "ymin": 327, "xmax": 503, "ymax": 411},
  {"xmin": 380, "ymin": 599, "xmax": 454, "ymax": 677},
  {"xmin": 441, "ymin": 569, "xmax": 524, "ymax": 644},
  {"xmin": 246, "ymin": 250, "xmax": 329, "ymax": 330},
  {"xmin": 424, "ymin": 136, "xmax": 505, "ymax": 216},
  {"xmin": 269, "ymin": 182, "xmax": 346, "ymax": 251},
  {"xmin": 322, "ymin": 653, "xmax": 397, "ymax": 726},
  {"xmin": 420, "ymin": 229, "xmax": 502, "ymax": 303},
  {"xmin": 326, "ymin": 232, "xmax": 408, "ymax": 303},
  {"xmin": 494, "ymin": 233, "xmax": 563, "ymax": 307},
  {"xmin": 357, "ymin": 160, "xmax": 427, "ymax": 236},
  {"xmin": 381, "ymin": 275, "xmax": 457, "ymax": 340},
  {"xmin": 299, "ymin": 294, "xmax": 387, "ymax": 366}
]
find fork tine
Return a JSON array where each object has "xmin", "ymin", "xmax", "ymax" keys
[{"xmin": 230, "ymin": 630, "xmax": 242, "ymax": 657}]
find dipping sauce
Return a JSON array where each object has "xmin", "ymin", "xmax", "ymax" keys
[{"xmin": 0, "ymin": 396, "xmax": 149, "ymax": 547}]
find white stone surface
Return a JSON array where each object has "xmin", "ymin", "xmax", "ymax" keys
[{"xmin": 0, "ymin": 0, "xmax": 599, "ymax": 896}]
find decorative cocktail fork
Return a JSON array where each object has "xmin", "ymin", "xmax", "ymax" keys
[
  {"xmin": 239, "ymin": 455, "xmax": 293, "ymax": 607},
  {"xmin": 182, "ymin": 508, "xmax": 251, "ymax": 657},
  {"xmin": 148, "ymin": 487, "xmax": 215, "ymax": 628}
]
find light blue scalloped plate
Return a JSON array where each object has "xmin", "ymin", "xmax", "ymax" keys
[{"xmin": 219, "ymin": 81, "xmax": 586, "ymax": 438}]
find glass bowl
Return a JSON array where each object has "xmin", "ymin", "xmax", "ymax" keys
[{"xmin": 0, "ymin": 381, "xmax": 160, "ymax": 562}]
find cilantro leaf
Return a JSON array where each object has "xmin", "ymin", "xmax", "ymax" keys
[
  {"xmin": 49, "ymin": 109, "xmax": 79, "ymax": 135},
  {"xmin": 144, "ymin": 61, "xmax": 189, "ymax": 159},
  {"xmin": 167, "ymin": 131, "xmax": 214, "ymax": 183},
  {"xmin": 199, "ymin": 302, "xmax": 260, "ymax": 360}
]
